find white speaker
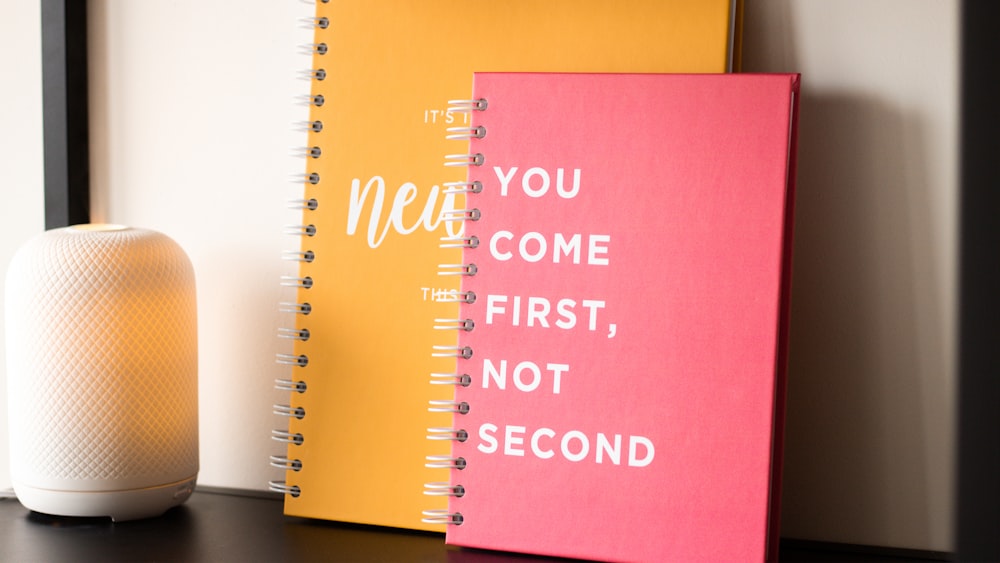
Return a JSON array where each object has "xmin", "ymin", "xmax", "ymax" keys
[{"xmin": 5, "ymin": 224, "xmax": 199, "ymax": 521}]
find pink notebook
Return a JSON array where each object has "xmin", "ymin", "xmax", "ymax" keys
[{"xmin": 428, "ymin": 73, "xmax": 800, "ymax": 562}]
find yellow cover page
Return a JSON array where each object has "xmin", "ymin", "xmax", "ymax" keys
[{"xmin": 277, "ymin": 0, "xmax": 740, "ymax": 531}]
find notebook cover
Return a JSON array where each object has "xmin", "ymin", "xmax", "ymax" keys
[
  {"xmin": 281, "ymin": 0, "xmax": 741, "ymax": 532},
  {"xmin": 442, "ymin": 72, "xmax": 800, "ymax": 561}
]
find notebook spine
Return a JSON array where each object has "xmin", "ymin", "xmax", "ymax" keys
[
  {"xmin": 421, "ymin": 98, "xmax": 488, "ymax": 527},
  {"xmin": 269, "ymin": 3, "xmax": 329, "ymax": 500}
]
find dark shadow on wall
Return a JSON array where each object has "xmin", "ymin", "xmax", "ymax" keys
[
  {"xmin": 779, "ymin": 92, "xmax": 940, "ymax": 545},
  {"xmin": 742, "ymin": 3, "xmax": 949, "ymax": 550}
]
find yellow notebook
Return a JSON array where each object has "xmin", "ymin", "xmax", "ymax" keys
[{"xmin": 272, "ymin": 0, "xmax": 742, "ymax": 531}]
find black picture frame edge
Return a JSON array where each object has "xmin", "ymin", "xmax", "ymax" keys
[
  {"xmin": 41, "ymin": 0, "xmax": 90, "ymax": 230},
  {"xmin": 956, "ymin": 1, "xmax": 1000, "ymax": 560}
]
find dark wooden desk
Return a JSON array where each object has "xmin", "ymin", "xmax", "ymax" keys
[{"xmin": 0, "ymin": 489, "xmax": 941, "ymax": 562}]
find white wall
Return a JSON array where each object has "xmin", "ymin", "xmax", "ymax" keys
[
  {"xmin": 85, "ymin": 0, "xmax": 312, "ymax": 490},
  {"xmin": 0, "ymin": 0, "xmax": 46, "ymax": 492},
  {"xmin": 0, "ymin": 0, "xmax": 958, "ymax": 553},
  {"xmin": 743, "ymin": 1, "xmax": 958, "ymax": 552}
]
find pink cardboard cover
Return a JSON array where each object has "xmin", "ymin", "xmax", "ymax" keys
[{"xmin": 447, "ymin": 72, "xmax": 800, "ymax": 562}]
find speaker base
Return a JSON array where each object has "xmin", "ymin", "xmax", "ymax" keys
[{"xmin": 12, "ymin": 475, "xmax": 198, "ymax": 522}]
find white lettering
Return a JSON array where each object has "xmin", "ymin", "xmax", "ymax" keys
[
  {"xmin": 491, "ymin": 166, "xmax": 581, "ymax": 198},
  {"xmin": 530, "ymin": 428, "xmax": 556, "ymax": 459},
  {"xmin": 553, "ymin": 233, "xmax": 581, "ymax": 264},
  {"xmin": 555, "ymin": 299, "xmax": 576, "ymax": 330},
  {"xmin": 476, "ymin": 424, "xmax": 655, "ymax": 467},
  {"xmin": 390, "ymin": 182, "xmax": 420, "ymax": 236},
  {"xmin": 547, "ymin": 363, "xmax": 569, "ymax": 394},
  {"xmin": 490, "ymin": 230, "xmax": 513, "ymax": 261},
  {"xmin": 504, "ymin": 425, "xmax": 526, "ymax": 456},
  {"xmin": 485, "ymin": 295, "xmax": 507, "ymax": 325},
  {"xmin": 478, "ymin": 423, "xmax": 498, "ymax": 454},
  {"xmin": 494, "ymin": 166, "xmax": 518, "ymax": 196},
  {"xmin": 481, "ymin": 359, "xmax": 569, "ymax": 395},
  {"xmin": 483, "ymin": 359, "xmax": 507, "ymax": 390},
  {"xmin": 526, "ymin": 297, "xmax": 550, "ymax": 328},
  {"xmin": 596, "ymin": 434, "xmax": 622, "ymax": 465},
  {"xmin": 347, "ymin": 177, "xmax": 386, "ymax": 246},
  {"xmin": 513, "ymin": 361, "xmax": 541, "ymax": 392},
  {"xmin": 561, "ymin": 431, "xmax": 590, "ymax": 462},
  {"xmin": 587, "ymin": 234, "xmax": 610, "ymax": 266},
  {"xmin": 628, "ymin": 436, "xmax": 655, "ymax": 467},
  {"xmin": 582, "ymin": 300, "xmax": 606, "ymax": 331},
  {"xmin": 522, "ymin": 167, "xmax": 550, "ymax": 197},
  {"xmin": 555, "ymin": 167, "xmax": 582, "ymax": 198},
  {"xmin": 487, "ymin": 231, "xmax": 610, "ymax": 265},
  {"xmin": 486, "ymin": 295, "xmax": 604, "ymax": 332},
  {"xmin": 518, "ymin": 232, "xmax": 546, "ymax": 263},
  {"xmin": 347, "ymin": 176, "xmax": 460, "ymax": 248}
]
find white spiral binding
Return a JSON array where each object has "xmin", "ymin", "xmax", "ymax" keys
[
  {"xmin": 442, "ymin": 180, "xmax": 483, "ymax": 194},
  {"xmin": 423, "ymin": 482, "xmax": 466, "ymax": 497},
  {"xmin": 269, "ymin": 455, "xmax": 303, "ymax": 471},
  {"xmin": 439, "ymin": 207, "xmax": 481, "ymax": 223},
  {"xmin": 287, "ymin": 198, "xmax": 319, "ymax": 211},
  {"xmin": 297, "ymin": 68, "xmax": 327, "ymax": 82},
  {"xmin": 298, "ymin": 43, "xmax": 327, "ymax": 56},
  {"xmin": 293, "ymin": 120, "xmax": 324, "ymax": 133},
  {"xmin": 434, "ymin": 290, "xmax": 476, "ymax": 304},
  {"xmin": 447, "ymin": 98, "xmax": 488, "ymax": 112},
  {"xmin": 440, "ymin": 235, "xmax": 479, "ymax": 249},
  {"xmin": 277, "ymin": 327, "xmax": 311, "ymax": 341},
  {"xmin": 429, "ymin": 372, "xmax": 472, "ymax": 386},
  {"xmin": 428, "ymin": 400, "xmax": 471, "ymax": 415},
  {"xmin": 422, "ymin": 97, "xmax": 489, "ymax": 526},
  {"xmin": 432, "ymin": 345, "xmax": 473, "ymax": 360},
  {"xmin": 298, "ymin": 16, "xmax": 329, "ymax": 29},
  {"xmin": 269, "ymin": 481, "xmax": 301, "ymax": 497},
  {"xmin": 278, "ymin": 301, "xmax": 312, "ymax": 315},
  {"xmin": 445, "ymin": 125, "xmax": 486, "ymax": 140},
  {"xmin": 444, "ymin": 153, "xmax": 484, "ymax": 167},
  {"xmin": 432, "ymin": 318, "xmax": 475, "ymax": 331},
  {"xmin": 275, "ymin": 379, "xmax": 307, "ymax": 393},
  {"xmin": 272, "ymin": 429, "xmax": 304, "ymax": 445},
  {"xmin": 282, "ymin": 250, "xmax": 316, "ymax": 263},
  {"xmin": 296, "ymin": 94, "xmax": 325, "ymax": 108},
  {"xmin": 273, "ymin": 404, "xmax": 306, "ymax": 419},
  {"xmin": 272, "ymin": 5, "xmax": 330, "ymax": 500},
  {"xmin": 291, "ymin": 145, "xmax": 323, "ymax": 159},
  {"xmin": 283, "ymin": 224, "xmax": 317, "ymax": 237},
  {"xmin": 426, "ymin": 427, "xmax": 469, "ymax": 441},
  {"xmin": 421, "ymin": 510, "xmax": 464, "ymax": 526},
  {"xmin": 276, "ymin": 353, "xmax": 309, "ymax": 367},
  {"xmin": 424, "ymin": 455, "xmax": 467, "ymax": 469},
  {"xmin": 437, "ymin": 263, "xmax": 477, "ymax": 277},
  {"xmin": 280, "ymin": 275, "xmax": 314, "ymax": 288},
  {"xmin": 289, "ymin": 172, "xmax": 321, "ymax": 185}
]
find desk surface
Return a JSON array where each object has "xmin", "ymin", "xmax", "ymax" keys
[{"xmin": 0, "ymin": 489, "xmax": 936, "ymax": 562}]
